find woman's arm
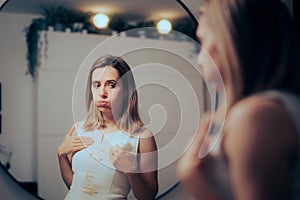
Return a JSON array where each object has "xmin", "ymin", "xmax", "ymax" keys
[
  {"xmin": 127, "ymin": 129, "xmax": 158, "ymax": 200},
  {"xmin": 57, "ymin": 152, "xmax": 73, "ymax": 189},
  {"xmin": 177, "ymin": 113, "xmax": 221, "ymax": 200},
  {"xmin": 57, "ymin": 125, "xmax": 94, "ymax": 189},
  {"xmin": 109, "ymin": 129, "xmax": 158, "ymax": 200}
]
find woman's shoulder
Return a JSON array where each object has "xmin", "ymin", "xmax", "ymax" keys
[
  {"xmin": 124, "ymin": 127, "xmax": 154, "ymax": 139},
  {"xmin": 224, "ymin": 94, "xmax": 298, "ymax": 160},
  {"xmin": 225, "ymin": 94, "xmax": 286, "ymax": 139},
  {"xmin": 139, "ymin": 128, "xmax": 154, "ymax": 139},
  {"xmin": 137, "ymin": 128, "xmax": 157, "ymax": 153},
  {"xmin": 227, "ymin": 94, "xmax": 290, "ymax": 127}
]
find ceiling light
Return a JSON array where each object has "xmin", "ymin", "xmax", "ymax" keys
[
  {"xmin": 156, "ymin": 19, "xmax": 172, "ymax": 34},
  {"xmin": 93, "ymin": 13, "xmax": 109, "ymax": 29}
]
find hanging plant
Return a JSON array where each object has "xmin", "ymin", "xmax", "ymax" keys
[
  {"xmin": 25, "ymin": 7, "xmax": 92, "ymax": 79},
  {"xmin": 41, "ymin": 6, "xmax": 92, "ymax": 31},
  {"xmin": 25, "ymin": 18, "xmax": 46, "ymax": 79}
]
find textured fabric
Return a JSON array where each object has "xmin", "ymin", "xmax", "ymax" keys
[
  {"xmin": 209, "ymin": 90, "xmax": 300, "ymax": 200},
  {"xmin": 64, "ymin": 122, "xmax": 139, "ymax": 200}
]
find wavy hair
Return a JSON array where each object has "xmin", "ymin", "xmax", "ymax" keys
[{"xmin": 83, "ymin": 54, "xmax": 143, "ymax": 134}]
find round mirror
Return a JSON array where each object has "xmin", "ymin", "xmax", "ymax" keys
[{"xmin": 0, "ymin": 0, "xmax": 207, "ymax": 199}]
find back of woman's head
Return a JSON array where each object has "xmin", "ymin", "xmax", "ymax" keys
[{"xmin": 203, "ymin": 0, "xmax": 300, "ymax": 106}]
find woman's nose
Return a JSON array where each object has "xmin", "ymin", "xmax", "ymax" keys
[{"xmin": 99, "ymin": 86, "xmax": 107, "ymax": 98}]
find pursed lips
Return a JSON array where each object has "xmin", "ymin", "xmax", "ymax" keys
[{"xmin": 97, "ymin": 101, "xmax": 110, "ymax": 107}]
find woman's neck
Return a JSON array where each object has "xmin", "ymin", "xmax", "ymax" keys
[
  {"xmin": 103, "ymin": 112, "xmax": 115, "ymax": 123},
  {"xmin": 97, "ymin": 111, "xmax": 120, "ymax": 128}
]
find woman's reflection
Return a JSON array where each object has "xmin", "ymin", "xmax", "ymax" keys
[{"xmin": 57, "ymin": 54, "xmax": 158, "ymax": 200}]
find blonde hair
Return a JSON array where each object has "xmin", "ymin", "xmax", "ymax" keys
[
  {"xmin": 83, "ymin": 54, "xmax": 143, "ymax": 134},
  {"xmin": 202, "ymin": 0, "xmax": 300, "ymax": 110}
]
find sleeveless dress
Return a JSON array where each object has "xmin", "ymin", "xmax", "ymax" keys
[
  {"xmin": 64, "ymin": 122, "xmax": 139, "ymax": 200},
  {"xmin": 208, "ymin": 90, "xmax": 300, "ymax": 200}
]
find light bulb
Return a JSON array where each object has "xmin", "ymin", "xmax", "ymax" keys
[
  {"xmin": 93, "ymin": 13, "xmax": 109, "ymax": 29},
  {"xmin": 156, "ymin": 19, "xmax": 172, "ymax": 34}
]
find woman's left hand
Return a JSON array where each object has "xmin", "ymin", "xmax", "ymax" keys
[
  {"xmin": 177, "ymin": 113, "xmax": 219, "ymax": 199},
  {"xmin": 109, "ymin": 145, "xmax": 137, "ymax": 173}
]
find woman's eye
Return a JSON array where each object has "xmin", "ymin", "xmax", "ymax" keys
[
  {"xmin": 92, "ymin": 82, "xmax": 100, "ymax": 88},
  {"xmin": 107, "ymin": 82, "xmax": 116, "ymax": 88}
]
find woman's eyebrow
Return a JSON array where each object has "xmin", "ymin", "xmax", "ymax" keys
[
  {"xmin": 92, "ymin": 79, "xmax": 117, "ymax": 82},
  {"xmin": 106, "ymin": 80, "xmax": 117, "ymax": 83}
]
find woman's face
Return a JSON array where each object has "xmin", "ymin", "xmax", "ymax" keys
[
  {"xmin": 196, "ymin": 15, "xmax": 224, "ymax": 90},
  {"xmin": 91, "ymin": 66, "xmax": 124, "ymax": 115}
]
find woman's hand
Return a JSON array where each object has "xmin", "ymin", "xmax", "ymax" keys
[
  {"xmin": 177, "ymin": 113, "xmax": 211, "ymax": 174},
  {"xmin": 57, "ymin": 125, "xmax": 94, "ymax": 158},
  {"xmin": 177, "ymin": 113, "xmax": 219, "ymax": 200},
  {"xmin": 109, "ymin": 145, "xmax": 137, "ymax": 173}
]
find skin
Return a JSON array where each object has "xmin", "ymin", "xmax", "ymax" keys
[
  {"xmin": 91, "ymin": 66, "xmax": 124, "ymax": 125},
  {"xmin": 177, "ymin": 13, "xmax": 299, "ymax": 200},
  {"xmin": 57, "ymin": 125, "xmax": 94, "ymax": 189},
  {"xmin": 58, "ymin": 66, "xmax": 158, "ymax": 199},
  {"xmin": 196, "ymin": 15, "xmax": 223, "ymax": 91}
]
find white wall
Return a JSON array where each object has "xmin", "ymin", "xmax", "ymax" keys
[{"xmin": 0, "ymin": 12, "xmax": 40, "ymax": 182}]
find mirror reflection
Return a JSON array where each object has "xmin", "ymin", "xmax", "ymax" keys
[{"xmin": 0, "ymin": 0, "xmax": 208, "ymax": 199}]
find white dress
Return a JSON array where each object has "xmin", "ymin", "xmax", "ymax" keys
[
  {"xmin": 64, "ymin": 122, "xmax": 139, "ymax": 200},
  {"xmin": 208, "ymin": 90, "xmax": 300, "ymax": 200}
]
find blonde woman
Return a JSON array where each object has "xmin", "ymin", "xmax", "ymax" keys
[
  {"xmin": 178, "ymin": 0, "xmax": 300, "ymax": 199},
  {"xmin": 58, "ymin": 55, "xmax": 158, "ymax": 200}
]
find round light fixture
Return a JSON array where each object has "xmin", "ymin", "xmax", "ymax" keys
[
  {"xmin": 156, "ymin": 19, "xmax": 172, "ymax": 34},
  {"xmin": 93, "ymin": 13, "xmax": 109, "ymax": 29}
]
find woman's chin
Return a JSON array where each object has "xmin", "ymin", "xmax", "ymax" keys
[{"xmin": 97, "ymin": 106, "xmax": 111, "ymax": 112}]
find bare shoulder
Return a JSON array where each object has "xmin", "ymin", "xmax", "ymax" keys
[
  {"xmin": 226, "ymin": 95, "xmax": 293, "ymax": 129},
  {"xmin": 140, "ymin": 128, "xmax": 155, "ymax": 138},
  {"xmin": 138, "ymin": 128, "xmax": 157, "ymax": 154},
  {"xmin": 224, "ymin": 95, "xmax": 298, "ymax": 162}
]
